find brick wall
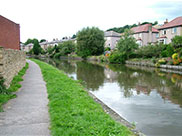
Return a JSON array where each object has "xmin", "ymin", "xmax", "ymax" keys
[
  {"xmin": 0, "ymin": 15, "xmax": 20, "ymax": 50},
  {"xmin": 0, "ymin": 47, "xmax": 26, "ymax": 87}
]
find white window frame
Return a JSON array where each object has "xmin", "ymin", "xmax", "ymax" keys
[{"xmin": 172, "ymin": 27, "xmax": 177, "ymax": 34}]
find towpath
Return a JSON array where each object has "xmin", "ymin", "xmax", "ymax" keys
[{"xmin": 0, "ymin": 60, "xmax": 50, "ymax": 136}]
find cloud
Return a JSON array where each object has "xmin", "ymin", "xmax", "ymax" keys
[{"xmin": 150, "ymin": 1, "xmax": 182, "ymax": 21}]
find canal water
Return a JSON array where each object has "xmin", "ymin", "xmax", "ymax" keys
[{"xmin": 43, "ymin": 58, "xmax": 182, "ymax": 136}]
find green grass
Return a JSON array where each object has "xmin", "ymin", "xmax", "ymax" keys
[
  {"xmin": 32, "ymin": 59, "xmax": 133, "ymax": 136},
  {"xmin": 0, "ymin": 63, "xmax": 29, "ymax": 111}
]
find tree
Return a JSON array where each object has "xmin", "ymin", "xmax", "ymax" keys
[
  {"xmin": 172, "ymin": 35, "xmax": 182, "ymax": 49},
  {"xmin": 71, "ymin": 34, "xmax": 76, "ymax": 39},
  {"xmin": 40, "ymin": 39, "xmax": 46, "ymax": 43},
  {"xmin": 117, "ymin": 29, "xmax": 138, "ymax": 59},
  {"xmin": 24, "ymin": 39, "xmax": 33, "ymax": 45},
  {"xmin": 76, "ymin": 27, "xmax": 105, "ymax": 58},
  {"xmin": 58, "ymin": 41, "xmax": 75, "ymax": 55},
  {"xmin": 32, "ymin": 39, "xmax": 41, "ymax": 55}
]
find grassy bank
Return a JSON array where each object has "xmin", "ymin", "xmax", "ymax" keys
[
  {"xmin": 0, "ymin": 63, "xmax": 29, "ymax": 111},
  {"xmin": 32, "ymin": 59, "xmax": 133, "ymax": 136}
]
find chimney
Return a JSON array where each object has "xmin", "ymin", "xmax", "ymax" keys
[
  {"xmin": 164, "ymin": 19, "xmax": 168, "ymax": 24},
  {"xmin": 148, "ymin": 24, "xmax": 152, "ymax": 31}
]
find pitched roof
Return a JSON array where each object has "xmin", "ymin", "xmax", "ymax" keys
[
  {"xmin": 104, "ymin": 31, "xmax": 121, "ymax": 37},
  {"xmin": 131, "ymin": 24, "xmax": 159, "ymax": 33},
  {"xmin": 159, "ymin": 16, "xmax": 182, "ymax": 30}
]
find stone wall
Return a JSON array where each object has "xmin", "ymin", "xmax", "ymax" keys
[{"xmin": 0, "ymin": 47, "xmax": 26, "ymax": 87}]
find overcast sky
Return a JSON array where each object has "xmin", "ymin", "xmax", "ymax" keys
[{"xmin": 0, "ymin": 0, "xmax": 182, "ymax": 42}]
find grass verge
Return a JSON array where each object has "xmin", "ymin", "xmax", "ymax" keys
[
  {"xmin": 0, "ymin": 63, "xmax": 29, "ymax": 111},
  {"xmin": 32, "ymin": 59, "xmax": 133, "ymax": 136}
]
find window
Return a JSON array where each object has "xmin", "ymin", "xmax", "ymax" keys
[
  {"xmin": 162, "ymin": 30, "xmax": 166, "ymax": 35},
  {"xmin": 172, "ymin": 27, "xmax": 177, "ymax": 34},
  {"xmin": 156, "ymin": 33, "xmax": 159, "ymax": 38},
  {"xmin": 139, "ymin": 33, "xmax": 142, "ymax": 38}
]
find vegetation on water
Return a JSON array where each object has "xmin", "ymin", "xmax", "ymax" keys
[
  {"xmin": 0, "ymin": 63, "xmax": 29, "ymax": 111},
  {"xmin": 32, "ymin": 59, "xmax": 133, "ymax": 136}
]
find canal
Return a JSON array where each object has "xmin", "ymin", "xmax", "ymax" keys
[{"xmin": 43, "ymin": 58, "xmax": 182, "ymax": 136}]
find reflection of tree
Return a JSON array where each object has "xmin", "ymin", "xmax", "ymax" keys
[
  {"xmin": 76, "ymin": 61, "xmax": 105, "ymax": 91},
  {"xmin": 57, "ymin": 60, "xmax": 76, "ymax": 74}
]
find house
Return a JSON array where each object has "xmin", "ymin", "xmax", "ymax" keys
[
  {"xmin": 158, "ymin": 17, "xmax": 182, "ymax": 44},
  {"xmin": 131, "ymin": 24, "xmax": 159, "ymax": 46},
  {"xmin": 104, "ymin": 31, "xmax": 121, "ymax": 49},
  {"xmin": 21, "ymin": 43, "xmax": 33, "ymax": 52},
  {"xmin": 0, "ymin": 15, "xmax": 20, "ymax": 50}
]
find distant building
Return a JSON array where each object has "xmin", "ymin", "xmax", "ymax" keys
[
  {"xmin": 131, "ymin": 24, "xmax": 159, "ymax": 46},
  {"xmin": 104, "ymin": 31, "xmax": 121, "ymax": 49},
  {"xmin": 40, "ymin": 40, "xmax": 62, "ymax": 50},
  {"xmin": 158, "ymin": 17, "xmax": 182, "ymax": 44},
  {"xmin": 0, "ymin": 15, "xmax": 20, "ymax": 50},
  {"xmin": 21, "ymin": 43, "xmax": 33, "ymax": 52}
]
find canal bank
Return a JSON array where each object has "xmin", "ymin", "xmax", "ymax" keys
[
  {"xmin": 32, "ymin": 59, "xmax": 136, "ymax": 136},
  {"xmin": 39, "ymin": 58, "xmax": 182, "ymax": 136}
]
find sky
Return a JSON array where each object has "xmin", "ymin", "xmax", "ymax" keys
[{"xmin": 0, "ymin": 0, "xmax": 182, "ymax": 42}]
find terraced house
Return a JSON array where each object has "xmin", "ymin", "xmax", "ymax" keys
[
  {"xmin": 131, "ymin": 24, "xmax": 159, "ymax": 46},
  {"xmin": 158, "ymin": 16, "xmax": 182, "ymax": 44}
]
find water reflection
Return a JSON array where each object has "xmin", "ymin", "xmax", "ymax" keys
[
  {"xmin": 76, "ymin": 61, "xmax": 105, "ymax": 91},
  {"xmin": 40, "ymin": 58, "xmax": 182, "ymax": 136}
]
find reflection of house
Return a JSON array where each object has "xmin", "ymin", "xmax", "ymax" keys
[
  {"xmin": 131, "ymin": 24, "xmax": 159, "ymax": 46},
  {"xmin": 158, "ymin": 17, "xmax": 182, "ymax": 44},
  {"xmin": 104, "ymin": 31, "xmax": 121, "ymax": 49},
  {"xmin": 0, "ymin": 15, "xmax": 20, "ymax": 50},
  {"xmin": 104, "ymin": 68, "xmax": 118, "ymax": 82}
]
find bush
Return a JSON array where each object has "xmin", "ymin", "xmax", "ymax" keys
[
  {"xmin": 76, "ymin": 27, "xmax": 105, "ymax": 58},
  {"xmin": 109, "ymin": 52, "xmax": 126, "ymax": 64},
  {"xmin": 172, "ymin": 35, "xmax": 182, "ymax": 48},
  {"xmin": 135, "ymin": 43, "xmax": 166, "ymax": 58},
  {"xmin": 0, "ymin": 79, "xmax": 8, "ymax": 94},
  {"xmin": 53, "ymin": 52, "xmax": 62, "ymax": 59},
  {"xmin": 58, "ymin": 41, "xmax": 75, "ymax": 55}
]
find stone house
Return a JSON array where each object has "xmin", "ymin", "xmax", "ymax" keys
[
  {"xmin": 104, "ymin": 31, "xmax": 121, "ymax": 49},
  {"xmin": 0, "ymin": 15, "xmax": 20, "ymax": 50},
  {"xmin": 131, "ymin": 24, "xmax": 159, "ymax": 46},
  {"xmin": 158, "ymin": 17, "xmax": 182, "ymax": 44}
]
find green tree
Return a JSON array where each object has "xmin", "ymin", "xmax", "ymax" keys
[
  {"xmin": 71, "ymin": 34, "xmax": 76, "ymax": 39},
  {"xmin": 32, "ymin": 39, "xmax": 41, "ymax": 55},
  {"xmin": 76, "ymin": 27, "xmax": 105, "ymax": 58},
  {"xmin": 172, "ymin": 35, "xmax": 182, "ymax": 48},
  {"xmin": 24, "ymin": 39, "xmax": 33, "ymax": 45},
  {"xmin": 40, "ymin": 39, "xmax": 46, "ymax": 43},
  {"xmin": 117, "ymin": 29, "xmax": 138, "ymax": 59},
  {"xmin": 61, "ymin": 41, "xmax": 75, "ymax": 55}
]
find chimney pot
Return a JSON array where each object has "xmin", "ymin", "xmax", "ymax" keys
[{"xmin": 164, "ymin": 19, "xmax": 168, "ymax": 24}]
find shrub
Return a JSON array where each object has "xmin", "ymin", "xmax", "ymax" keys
[
  {"xmin": 53, "ymin": 52, "xmax": 62, "ymax": 59},
  {"xmin": 109, "ymin": 52, "xmax": 126, "ymax": 64},
  {"xmin": 0, "ymin": 79, "xmax": 8, "ymax": 94},
  {"xmin": 172, "ymin": 35, "xmax": 182, "ymax": 48},
  {"xmin": 58, "ymin": 41, "xmax": 75, "ymax": 56},
  {"xmin": 158, "ymin": 58, "xmax": 167, "ymax": 64},
  {"xmin": 172, "ymin": 53, "xmax": 178, "ymax": 59},
  {"xmin": 135, "ymin": 43, "xmax": 166, "ymax": 58}
]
